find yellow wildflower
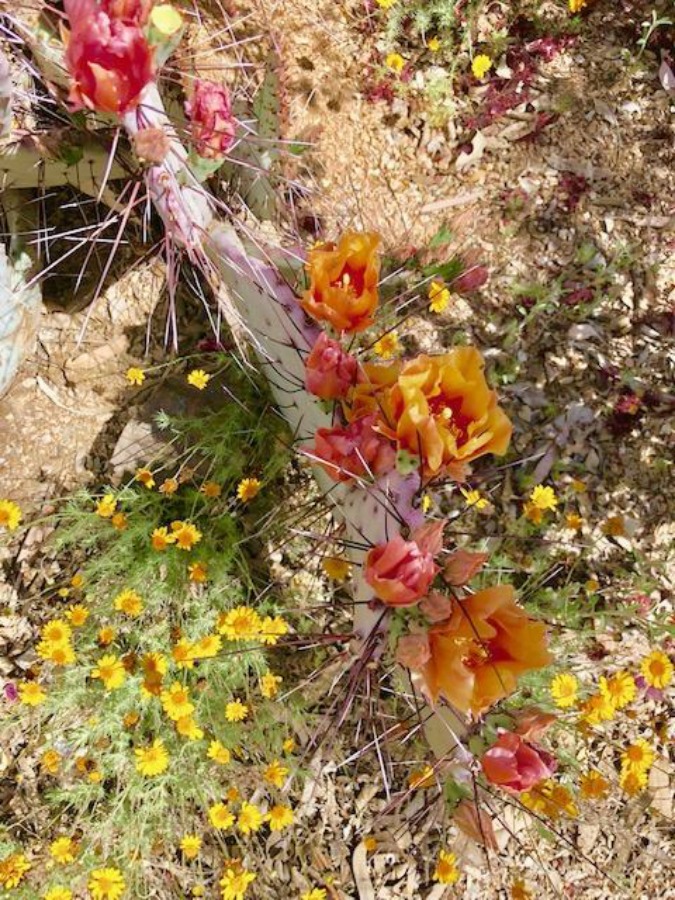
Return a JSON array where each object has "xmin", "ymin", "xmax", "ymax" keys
[
  {"xmin": 98, "ymin": 626, "xmax": 116, "ymax": 646},
  {"xmin": 42, "ymin": 619, "xmax": 72, "ymax": 645},
  {"xmin": 111, "ymin": 512, "xmax": 127, "ymax": 531},
  {"xmin": 92, "ymin": 655, "xmax": 126, "ymax": 690},
  {"xmin": 565, "ymin": 512, "xmax": 584, "ymax": 531},
  {"xmin": 0, "ymin": 853, "xmax": 30, "ymax": 888},
  {"xmin": 88, "ymin": 867, "xmax": 125, "ymax": 900},
  {"xmin": 180, "ymin": 835, "xmax": 201, "ymax": 860},
  {"xmin": 44, "ymin": 888, "xmax": 73, "ymax": 900},
  {"xmin": 208, "ymin": 741, "xmax": 231, "ymax": 765},
  {"xmin": 301, "ymin": 891, "xmax": 327, "ymax": 900},
  {"xmin": 218, "ymin": 606, "xmax": 262, "ymax": 640},
  {"xmin": 428, "ymin": 280, "xmax": 450, "ymax": 313},
  {"xmin": 125, "ymin": 367, "xmax": 145, "ymax": 385},
  {"xmin": 65, "ymin": 604, "xmax": 89, "ymax": 627},
  {"xmin": 113, "ymin": 589, "xmax": 144, "ymax": 617},
  {"xmin": 619, "ymin": 767, "xmax": 646, "ymax": 796},
  {"xmin": 151, "ymin": 526, "xmax": 175, "ymax": 551},
  {"xmin": 159, "ymin": 477, "xmax": 179, "ymax": 495},
  {"xmin": 375, "ymin": 0, "xmax": 396, "ymax": 7},
  {"xmin": 600, "ymin": 671, "xmax": 635, "ymax": 710},
  {"xmin": 569, "ymin": 0, "xmax": 587, "ymax": 12},
  {"xmin": 259, "ymin": 615, "xmax": 288, "ymax": 646},
  {"xmin": 385, "ymin": 52, "xmax": 405, "ymax": 73},
  {"xmin": 220, "ymin": 862, "xmax": 256, "ymax": 900},
  {"xmin": 49, "ymin": 837, "xmax": 77, "ymax": 865},
  {"xmin": 135, "ymin": 468, "xmax": 155, "ymax": 489},
  {"xmin": 236, "ymin": 478, "xmax": 261, "ymax": 502},
  {"xmin": 283, "ymin": 737, "xmax": 296, "ymax": 754},
  {"xmin": 550, "ymin": 673, "xmax": 578, "ymax": 708},
  {"xmin": 427, "ymin": 37, "xmax": 441, "ymax": 52},
  {"xmin": 172, "ymin": 639, "xmax": 195, "ymax": 670},
  {"xmin": 225, "ymin": 699, "xmax": 248, "ymax": 722},
  {"xmin": 41, "ymin": 748, "xmax": 62, "ymax": 774},
  {"xmin": 322, "ymin": 557, "xmax": 351, "ymax": 582},
  {"xmin": 263, "ymin": 759, "xmax": 289, "ymax": 788},
  {"xmin": 188, "ymin": 561, "xmax": 208, "ymax": 583},
  {"xmin": 201, "ymin": 481, "xmax": 222, "ymax": 498},
  {"xmin": 237, "ymin": 801, "xmax": 264, "ymax": 835},
  {"xmin": 260, "ymin": 671, "xmax": 282, "ymax": 699},
  {"xmin": 433, "ymin": 849, "xmax": 459, "ymax": 885},
  {"xmin": 95, "ymin": 494, "xmax": 117, "ymax": 518},
  {"xmin": 460, "ymin": 487, "xmax": 489, "ymax": 510},
  {"xmin": 529, "ymin": 485, "xmax": 558, "ymax": 511},
  {"xmin": 171, "ymin": 520, "xmax": 202, "ymax": 550},
  {"xmin": 161, "ymin": 682, "xmax": 194, "ymax": 721},
  {"xmin": 471, "ymin": 54, "xmax": 492, "ymax": 79},
  {"xmin": 176, "ymin": 716, "xmax": 204, "ymax": 741},
  {"xmin": 0, "ymin": 499, "xmax": 22, "ymax": 531},
  {"xmin": 408, "ymin": 764, "xmax": 435, "ymax": 790},
  {"xmin": 209, "ymin": 802, "xmax": 234, "ymax": 830},
  {"xmin": 18, "ymin": 681, "xmax": 46, "ymax": 706},
  {"xmin": 267, "ymin": 804, "xmax": 294, "ymax": 831},
  {"xmin": 135, "ymin": 738, "xmax": 169, "ymax": 776},
  {"xmin": 579, "ymin": 691, "xmax": 615, "ymax": 726},
  {"xmin": 621, "ymin": 739, "xmax": 655, "ymax": 774},
  {"xmin": 187, "ymin": 369, "xmax": 210, "ymax": 390},
  {"xmin": 373, "ymin": 331, "xmax": 400, "ymax": 360},
  {"xmin": 190, "ymin": 633, "xmax": 221, "ymax": 659},
  {"xmin": 580, "ymin": 770, "xmax": 610, "ymax": 800},
  {"xmin": 641, "ymin": 650, "xmax": 673, "ymax": 689}
]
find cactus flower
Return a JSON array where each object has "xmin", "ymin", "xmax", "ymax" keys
[
  {"xmin": 300, "ymin": 232, "xmax": 380, "ymax": 333},
  {"xmin": 365, "ymin": 534, "xmax": 438, "ymax": 607},
  {"xmin": 395, "ymin": 632, "xmax": 431, "ymax": 669},
  {"xmin": 419, "ymin": 584, "xmax": 552, "ymax": 714},
  {"xmin": 310, "ymin": 414, "xmax": 395, "ymax": 483},
  {"xmin": 185, "ymin": 80, "xmax": 236, "ymax": 159},
  {"xmin": 304, "ymin": 332, "xmax": 358, "ymax": 400},
  {"xmin": 443, "ymin": 548, "xmax": 488, "ymax": 586},
  {"xmin": 102, "ymin": 0, "xmax": 154, "ymax": 23},
  {"xmin": 481, "ymin": 731, "xmax": 556, "ymax": 793},
  {"xmin": 64, "ymin": 0, "xmax": 155, "ymax": 114}
]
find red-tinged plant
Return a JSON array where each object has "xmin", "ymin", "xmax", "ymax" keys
[
  {"xmin": 309, "ymin": 414, "xmax": 395, "ymax": 482},
  {"xmin": 481, "ymin": 730, "xmax": 557, "ymax": 793},
  {"xmin": 300, "ymin": 231, "xmax": 380, "ymax": 333},
  {"xmin": 304, "ymin": 332, "xmax": 359, "ymax": 400},
  {"xmin": 443, "ymin": 548, "xmax": 488, "ymax": 586},
  {"xmin": 63, "ymin": 0, "xmax": 154, "ymax": 114},
  {"xmin": 185, "ymin": 79, "xmax": 237, "ymax": 160},
  {"xmin": 416, "ymin": 584, "xmax": 552, "ymax": 714},
  {"xmin": 364, "ymin": 534, "xmax": 438, "ymax": 607},
  {"xmin": 419, "ymin": 590, "xmax": 453, "ymax": 623},
  {"xmin": 453, "ymin": 800, "xmax": 498, "ymax": 850}
]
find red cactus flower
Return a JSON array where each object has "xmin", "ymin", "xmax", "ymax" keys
[
  {"xmin": 185, "ymin": 79, "xmax": 236, "ymax": 159},
  {"xmin": 309, "ymin": 414, "xmax": 395, "ymax": 483},
  {"xmin": 64, "ymin": 0, "xmax": 154, "ymax": 115},
  {"xmin": 304, "ymin": 332, "xmax": 358, "ymax": 400},
  {"xmin": 365, "ymin": 534, "xmax": 438, "ymax": 607},
  {"xmin": 102, "ymin": 0, "xmax": 154, "ymax": 24},
  {"xmin": 481, "ymin": 731, "xmax": 556, "ymax": 793}
]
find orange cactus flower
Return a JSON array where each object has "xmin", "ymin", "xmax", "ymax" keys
[
  {"xmin": 304, "ymin": 332, "xmax": 359, "ymax": 400},
  {"xmin": 300, "ymin": 232, "xmax": 381, "ymax": 333},
  {"xmin": 419, "ymin": 585, "xmax": 552, "ymax": 715},
  {"xmin": 365, "ymin": 534, "xmax": 438, "ymax": 607}
]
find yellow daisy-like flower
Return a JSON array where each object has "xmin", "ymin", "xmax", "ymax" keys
[
  {"xmin": 621, "ymin": 739, "xmax": 655, "ymax": 774},
  {"xmin": 37, "ymin": 639, "xmax": 75, "ymax": 666},
  {"xmin": 190, "ymin": 633, "xmax": 221, "ymax": 659},
  {"xmin": 375, "ymin": 0, "xmax": 396, "ymax": 8},
  {"xmin": 550, "ymin": 673, "xmax": 578, "ymax": 708},
  {"xmin": 18, "ymin": 681, "xmax": 47, "ymax": 706},
  {"xmin": 92, "ymin": 654, "xmax": 126, "ymax": 690},
  {"xmin": 301, "ymin": 891, "xmax": 327, "ymax": 900},
  {"xmin": 65, "ymin": 604, "xmax": 89, "ymax": 627},
  {"xmin": 283, "ymin": 737, "xmax": 296, "ymax": 754},
  {"xmin": 98, "ymin": 625, "xmax": 116, "ymax": 646},
  {"xmin": 373, "ymin": 331, "xmax": 400, "ymax": 360},
  {"xmin": 579, "ymin": 691, "xmax": 615, "ymax": 726},
  {"xmin": 600, "ymin": 671, "xmax": 635, "ymax": 710},
  {"xmin": 460, "ymin": 487, "xmax": 489, "ymax": 510},
  {"xmin": 427, "ymin": 36, "xmax": 441, "ymax": 52},
  {"xmin": 135, "ymin": 468, "xmax": 155, "ymax": 489},
  {"xmin": 619, "ymin": 767, "xmax": 646, "ymax": 796},
  {"xmin": 385, "ymin": 52, "xmax": 405, "ymax": 73},
  {"xmin": 172, "ymin": 639, "xmax": 196, "ymax": 670},
  {"xmin": 237, "ymin": 801, "xmax": 264, "ymax": 835},
  {"xmin": 226, "ymin": 786, "xmax": 240, "ymax": 803},
  {"xmin": 151, "ymin": 526, "xmax": 175, "ymax": 551},
  {"xmin": 41, "ymin": 619, "xmax": 72, "ymax": 645},
  {"xmin": 88, "ymin": 867, "xmax": 125, "ymax": 900},
  {"xmin": 433, "ymin": 849, "xmax": 459, "ymax": 885},
  {"xmin": 180, "ymin": 834, "xmax": 201, "ymax": 860},
  {"xmin": 580, "ymin": 770, "xmax": 610, "ymax": 800},
  {"xmin": 201, "ymin": 481, "xmax": 222, "ymax": 498},
  {"xmin": 263, "ymin": 759, "xmax": 289, "ymax": 788},
  {"xmin": 208, "ymin": 741, "xmax": 231, "ymax": 765},
  {"xmin": 49, "ymin": 837, "xmax": 77, "ymax": 865},
  {"xmin": 187, "ymin": 369, "xmax": 210, "ymax": 390},
  {"xmin": 44, "ymin": 887, "xmax": 73, "ymax": 900},
  {"xmin": 267, "ymin": 804, "xmax": 294, "ymax": 832},
  {"xmin": 176, "ymin": 716, "xmax": 204, "ymax": 741},
  {"xmin": 225, "ymin": 699, "xmax": 249, "ymax": 722},
  {"xmin": 428, "ymin": 280, "xmax": 450, "ymax": 314},
  {"xmin": 641, "ymin": 650, "xmax": 673, "ymax": 689},
  {"xmin": 260, "ymin": 671, "xmax": 282, "ymax": 699},
  {"xmin": 208, "ymin": 802, "xmax": 234, "ymax": 830},
  {"xmin": 529, "ymin": 484, "xmax": 558, "ymax": 511},
  {"xmin": 471, "ymin": 53, "xmax": 492, "ymax": 79},
  {"xmin": 0, "ymin": 499, "xmax": 22, "ymax": 531},
  {"xmin": 322, "ymin": 557, "xmax": 351, "ymax": 582},
  {"xmin": 218, "ymin": 606, "xmax": 262, "ymax": 641},
  {"xmin": 111, "ymin": 512, "xmax": 127, "ymax": 531},
  {"xmin": 161, "ymin": 682, "xmax": 194, "ymax": 721},
  {"xmin": 95, "ymin": 494, "xmax": 117, "ymax": 518},
  {"xmin": 125, "ymin": 367, "xmax": 145, "ymax": 385},
  {"xmin": 171, "ymin": 520, "xmax": 203, "ymax": 551},
  {"xmin": 236, "ymin": 478, "xmax": 261, "ymax": 503},
  {"xmin": 159, "ymin": 477, "xmax": 179, "ymax": 495},
  {"xmin": 565, "ymin": 512, "xmax": 584, "ymax": 531},
  {"xmin": 135, "ymin": 738, "xmax": 169, "ymax": 776},
  {"xmin": 569, "ymin": 0, "xmax": 587, "ymax": 12},
  {"xmin": 259, "ymin": 615, "xmax": 289, "ymax": 646},
  {"xmin": 113, "ymin": 589, "xmax": 144, "ymax": 617},
  {"xmin": 41, "ymin": 748, "xmax": 62, "ymax": 774},
  {"xmin": 220, "ymin": 863, "xmax": 256, "ymax": 900},
  {"xmin": 408, "ymin": 764, "xmax": 435, "ymax": 790},
  {"xmin": 188, "ymin": 561, "xmax": 208, "ymax": 583},
  {"xmin": 0, "ymin": 853, "xmax": 31, "ymax": 889}
]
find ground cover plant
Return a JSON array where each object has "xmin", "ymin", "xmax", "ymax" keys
[{"xmin": 0, "ymin": 0, "xmax": 673, "ymax": 898}]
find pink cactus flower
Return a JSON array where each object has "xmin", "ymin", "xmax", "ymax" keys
[
  {"xmin": 310, "ymin": 414, "xmax": 395, "ymax": 482},
  {"xmin": 395, "ymin": 632, "xmax": 431, "ymax": 669},
  {"xmin": 304, "ymin": 332, "xmax": 358, "ymax": 400},
  {"xmin": 481, "ymin": 731, "xmax": 556, "ymax": 793},
  {"xmin": 64, "ymin": 0, "xmax": 155, "ymax": 114},
  {"xmin": 102, "ymin": 0, "xmax": 154, "ymax": 24},
  {"xmin": 410, "ymin": 519, "xmax": 445, "ymax": 556},
  {"xmin": 443, "ymin": 549, "xmax": 488, "ymax": 586},
  {"xmin": 365, "ymin": 534, "xmax": 438, "ymax": 607},
  {"xmin": 185, "ymin": 79, "xmax": 236, "ymax": 159}
]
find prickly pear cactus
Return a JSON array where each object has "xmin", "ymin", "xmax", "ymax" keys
[{"xmin": 0, "ymin": 244, "xmax": 41, "ymax": 399}]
